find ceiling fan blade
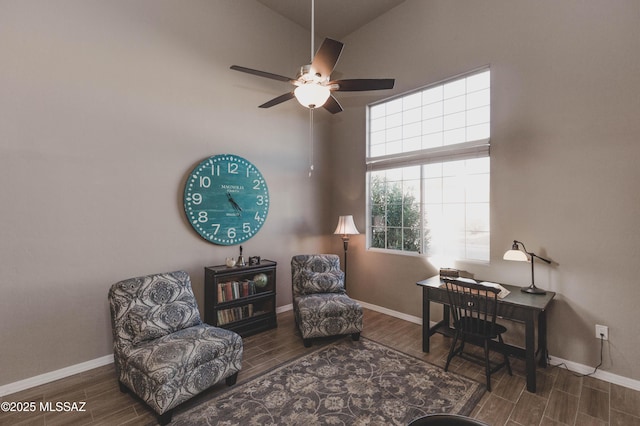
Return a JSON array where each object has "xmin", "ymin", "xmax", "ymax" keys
[
  {"xmin": 310, "ymin": 38, "xmax": 344, "ymax": 78},
  {"xmin": 323, "ymin": 95, "xmax": 343, "ymax": 114},
  {"xmin": 259, "ymin": 92, "xmax": 295, "ymax": 108},
  {"xmin": 230, "ymin": 65, "xmax": 294, "ymax": 83},
  {"xmin": 331, "ymin": 78, "xmax": 395, "ymax": 92}
]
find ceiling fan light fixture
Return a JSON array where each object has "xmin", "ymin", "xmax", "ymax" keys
[{"xmin": 294, "ymin": 83, "xmax": 330, "ymax": 109}]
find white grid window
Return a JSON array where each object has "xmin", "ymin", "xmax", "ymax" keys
[{"xmin": 367, "ymin": 68, "xmax": 490, "ymax": 262}]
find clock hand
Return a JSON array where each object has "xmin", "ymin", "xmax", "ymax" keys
[{"xmin": 226, "ymin": 192, "xmax": 243, "ymax": 216}]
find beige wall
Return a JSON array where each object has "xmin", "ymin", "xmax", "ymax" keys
[
  {"xmin": 329, "ymin": 0, "xmax": 640, "ymax": 381},
  {"xmin": 0, "ymin": 0, "xmax": 334, "ymax": 386},
  {"xmin": 2, "ymin": 0, "xmax": 640, "ymax": 388}
]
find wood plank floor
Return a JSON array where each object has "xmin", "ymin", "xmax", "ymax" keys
[{"xmin": 2, "ymin": 309, "xmax": 639, "ymax": 425}]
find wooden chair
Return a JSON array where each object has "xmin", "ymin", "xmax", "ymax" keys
[{"xmin": 443, "ymin": 279, "xmax": 512, "ymax": 391}]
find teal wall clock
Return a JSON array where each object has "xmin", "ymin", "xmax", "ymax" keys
[{"xmin": 183, "ymin": 154, "xmax": 269, "ymax": 245}]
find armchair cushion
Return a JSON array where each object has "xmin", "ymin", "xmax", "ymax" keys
[
  {"xmin": 128, "ymin": 300, "xmax": 201, "ymax": 346},
  {"xmin": 295, "ymin": 293, "xmax": 362, "ymax": 338},
  {"xmin": 296, "ymin": 270, "xmax": 345, "ymax": 295}
]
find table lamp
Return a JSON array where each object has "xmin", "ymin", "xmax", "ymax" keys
[
  {"xmin": 503, "ymin": 240, "xmax": 551, "ymax": 295},
  {"xmin": 334, "ymin": 215, "xmax": 359, "ymax": 290}
]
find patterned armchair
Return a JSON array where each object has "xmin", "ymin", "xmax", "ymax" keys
[
  {"xmin": 291, "ymin": 254, "xmax": 363, "ymax": 347},
  {"xmin": 108, "ymin": 270, "xmax": 243, "ymax": 425}
]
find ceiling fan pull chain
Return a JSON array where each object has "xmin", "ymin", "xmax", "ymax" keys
[{"xmin": 308, "ymin": 108, "xmax": 314, "ymax": 177}]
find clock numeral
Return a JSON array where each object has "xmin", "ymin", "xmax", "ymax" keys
[
  {"xmin": 256, "ymin": 195, "xmax": 265, "ymax": 206},
  {"xmin": 243, "ymin": 223, "xmax": 251, "ymax": 233},
  {"xmin": 252, "ymin": 179, "xmax": 261, "ymax": 190},
  {"xmin": 254, "ymin": 212, "xmax": 261, "ymax": 221},
  {"xmin": 199, "ymin": 176, "xmax": 211, "ymax": 188},
  {"xmin": 211, "ymin": 224, "xmax": 220, "ymax": 234},
  {"xmin": 197, "ymin": 211, "xmax": 208, "ymax": 223},
  {"xmin": 228, "ymin": 163, "xmax": 239, "ymax": 174},
  {"xmin": 212, "ymin": 164, "xmax": 219, "ymax": 176},
  {"xmin": 227, "ymin": 228, "xmax": 236, "ymax": 239},
  {"xmin": 192, "ymin": 193, "xmax": 202, "ymax": 205}
]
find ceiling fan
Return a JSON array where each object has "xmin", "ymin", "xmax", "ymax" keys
[{"xmin": 230, "ymin": 2, "xmax": 395, "ymax": 114}]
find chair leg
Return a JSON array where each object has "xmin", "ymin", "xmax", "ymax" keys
[
  {"xmin": 118, "ymin": 381, "xmax": 128, "ymax": 394},
  {"xmin": 351, "ymin": 332, "xmax": 361, "ymax": 341},
  {"xmin": 158, "ymin": 410, "xmax": 173, "ymax": 425},
  {"xmin": 483, "ymin": 339, "xmax": 492, "ymax": 392},
  {"xmin": 444, "ymin": 331, "xmax": 460, "ymax": 372},
  {"xmin": 499, "ymin": 334, "xmax": 513, "ymax": 376},
  {"xmin": 303, "ymin": 338, "xmax": 312, "ymax": 348},
  {"xmin": 225, "ymin": 371, "xmax": 239, "ymax": 386}
]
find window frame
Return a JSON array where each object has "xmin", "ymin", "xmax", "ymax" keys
[{"xmin": 365, "ymin": 66, "xmax": 491, "ymax": 262}]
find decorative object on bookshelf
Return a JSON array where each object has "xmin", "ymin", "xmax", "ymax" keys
[
  {"xmin": 249, "ymin": 255, "xmax": 261, "ymax": 266},
  {"xmin": 225, "ymin": 257, "xmax": 237, "ymax": 267},
  {"xmin": 253, "ymin": 273, "xmax": 268, "ymax": 289},
  {"xmin": 205, "ymin": 260, "xmax": 277, "ymax": 337},
  {"xmin": 237, "ymin": 245, "xmax": 246, "ymax": 267}
]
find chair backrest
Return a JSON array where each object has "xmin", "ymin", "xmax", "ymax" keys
[
  {"xmin": 443, "ymin": 279, "xmax": 500, "ymax": 338},
  {"xmin": 108, "ymin": 270, "xmax": 202, "ymax": 354},
  {"xmin": 291, "ymin": 254, "xmax": 345, "ymax": 297}
]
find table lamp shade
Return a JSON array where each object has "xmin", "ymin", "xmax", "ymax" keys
[
  {"xmin": 503, "ymin": 248, "xmax": 529, "ymax": 262},
  {"xmin": 503, "ymin": 240, "xmax": 552, "ymax": 295}
]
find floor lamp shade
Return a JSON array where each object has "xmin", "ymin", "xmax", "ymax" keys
[
  {"xmin": 334, "ymin": 215, "xmax": 360, "ymax": 236},
  {"xmin": 334, "ymin": 215, "xmax": 359, "ymax": 291}
]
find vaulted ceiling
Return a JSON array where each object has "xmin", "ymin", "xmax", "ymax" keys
[{"xmin": 256, "ymin": 0, "xmax": 406, "ymax": 39}]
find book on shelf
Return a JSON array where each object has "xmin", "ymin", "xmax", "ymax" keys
[
  {"xmin": 217, "ymin": 280, "xmax": 257, "ymax": 302},
  {"xmin": 217, "ymin": 304, "xmax": 255, "ymax": 326}
]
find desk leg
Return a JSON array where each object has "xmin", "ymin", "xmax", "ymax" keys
[
  {"xmin": 422, "ymin": 287, "xmax": 430, "ymax": 352},
  {"xmin": 537, "ymin": 311, "xmax": 549, "ymax": 367},
  {"xmin": 525, "ymin": 313, "xmax": 537, "ymax": 393}
]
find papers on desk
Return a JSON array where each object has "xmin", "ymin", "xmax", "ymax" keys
[{"xmin": 441, "ymin": 277, "xmax": 511, "ymax": 299}]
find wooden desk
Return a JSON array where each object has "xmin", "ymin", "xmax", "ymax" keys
[{"xmin": 416, "ymin": 276, "xmax": 555, "ymax": 393}]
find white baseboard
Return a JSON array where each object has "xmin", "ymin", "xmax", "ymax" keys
[
  {"xmin": 3, "ymin": 303, "xmax": 639, "ymax": 396},
  {"xmin": 276, "ymin": 303, "xmax": 293, "ymax": 314},
  {"xmin": 548, "ymin": 355, "xmax": 640, "ymax": 391},
  {"xmin": 355, "ymin": 299, "xmax": 424, "ymax": 325},
  {"xmin": 0, "ymin": 354, "xmax": 114, "ymax": 397}
]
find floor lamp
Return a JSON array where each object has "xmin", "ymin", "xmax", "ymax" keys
[
  {"xmin": 503, "ymin": 240, "xmax": 552, "ymax": 295},
  {"xmin": 334, "ymin": 215, "xmax": 359, "ymax": 291}
]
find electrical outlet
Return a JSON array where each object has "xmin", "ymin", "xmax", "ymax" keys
[{"xmin": 595, "ymin": 324, "xmax": 608, "ymax": 341}]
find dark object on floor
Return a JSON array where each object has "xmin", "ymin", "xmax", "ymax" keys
[{"xmin": 408, "ymin": 413, "xmax": 490, "ymax": 425}]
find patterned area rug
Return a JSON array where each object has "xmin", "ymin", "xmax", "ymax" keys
[{"xmin": 173, "ymin": 338, "xmax": 485, "ymax": 426}]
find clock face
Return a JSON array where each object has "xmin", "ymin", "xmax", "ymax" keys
[{"xmin": 183, "ymin": 154, "xmax": 269, "ymax": 245}]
